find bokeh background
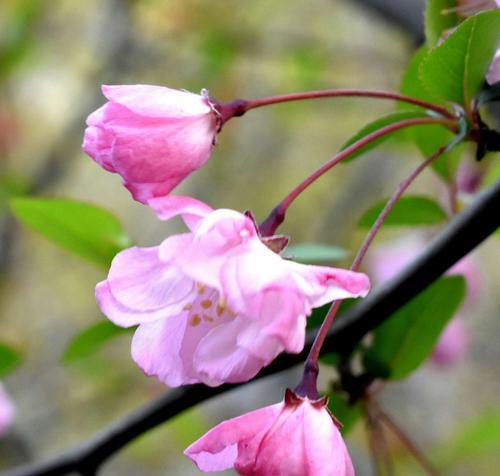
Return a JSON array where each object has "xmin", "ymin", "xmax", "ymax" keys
[{"xmin": 0, "ymin": 0, "xmax": 499, "ymax": 474}]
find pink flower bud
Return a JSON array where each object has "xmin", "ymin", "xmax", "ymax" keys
[
  {"xmin": 0, "ymin": 384, "xmax": 14, "ymax": 436},
  {"xmin": 83, "ymin": 85, "xmax": 218, "ymax": 203},
  {"xmin": 431, "ymin": 318, "xmax": 470, "ymax": 367},
  {"xmin": 96, "ymin": 196, "xmax": 370, "ymax": 387},
  {"xmin": 185, "ymin": 389, "xmax": 355, "ymax": 475}
]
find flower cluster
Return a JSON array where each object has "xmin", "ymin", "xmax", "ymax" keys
[{"xmin": 85, "ymin": 85, "xmax": 371, "ymax": 474}]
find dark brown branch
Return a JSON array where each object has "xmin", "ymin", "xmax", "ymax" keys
[{"xmin": 2, "ymin": 180, "xmax": 498, "ymax": 476}]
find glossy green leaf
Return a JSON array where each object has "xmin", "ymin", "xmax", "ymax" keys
[
  {"xmin": 285, "ymin": 242, "xmax": 348, "ymax": 263},
  {"xmin": 63, "ymin": 321, "xmax": 132, "ymax": 364},
  {"xmin": 421, "ymin": 10, "xmax": 500, "ymax": 106},
  {"xmin": 327, "ymin": 392, "xmax": 361, "ymax": 435},
  {"xmin": 363, "ymin": 276, "xmax": 466, "ymax": 380},
  {"xmin": 358, "ymin": 195, "xmax": 447, "ymax": 228},
  {"xmin": 400, "ymin": 46, "xmax": 462, "ymax": 179},
  {"xmin": 340, "ymin": 111, "xmax": 429, "ymax": 162},
  {"xmin": 10, "ymin": 197, "xmax": 131, "ymax": 267},
  {"xmin": 424, "ymin": 0, "xmax": 458, "ymax": 46},
  {"xmin": 0, "ymin": 342, "xmax": 21, "ymax": 377}
]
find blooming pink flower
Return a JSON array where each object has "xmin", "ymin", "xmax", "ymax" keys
[
  {"xmin": 431, "ymin": 318, "xmax": 470, "ymax": 367},
  {"xmin": 83, "ymin": 85, "xmax": 218, "ymax": 204},
  {"xmin": 185, "ymin": 389, "xmax": 355, "ymax": 475},
  {"xmin": 0, "ymin": 384, "xmax": 14, "ymax": 436},
  {"xmin": 96, "ymin": 196, "xmax": 370, "ymax": 387}
]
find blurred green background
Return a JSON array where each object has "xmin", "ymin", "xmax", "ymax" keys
[{"xmin": 0, "ymin": 0, "xmax": 499, "ymax": 474}]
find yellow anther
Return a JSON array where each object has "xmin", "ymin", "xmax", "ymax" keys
[
  {"xmin": 203, "ymin": 314, "xmax": 214, "ymax": 322},
  {"xmin": 216, "ymin": 304, "xmax": 225, "ymax": 317},
  {"xmin": 196, "ymin": 283, "xmax": 206, "ymax": 294},
  {"xmin": 189, "ymin": 314, "xmax": 201, "ymax": 326},
  {"xmin": 183, "ymin": 303, "xmax": 193, "ymax": 311},
  {"xmin": 200, "ymin": 299, "xmax": 213, "ymax": 309}
]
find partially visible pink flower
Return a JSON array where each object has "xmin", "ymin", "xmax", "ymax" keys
[
  {"xmin": 83, "ymin": 85, "xmax": 218, "ymax": 204},
  {"xmin": 185, "ymin": 389, "xmax": 355, "ymax": 475},
  {"xmin": 96, "ymin": 196, "xmax": 370, "ymax": 387},
  {"xmin": 456, "ymin": 159, "xmax": 485, "ymax": 195},
  {"xmin": 487, "ymin": 49, "xmax": 500, "ymax": 85},
  {"xmin": 431, "ymin": 318, "xmax": 470, "ymax": 367},
  {"xmin": 0, "ymin": 384, "xmax": 14, "ymax": 436},
  {"xmin": 456, "ymin": 0, "xmax": 498, "ymax": 16},
  {"xmin": 368, "ymin": 236, "xmax": 480, "ymax": 367}
]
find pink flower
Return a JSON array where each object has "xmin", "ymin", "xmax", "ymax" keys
[
  {"xmin": 83, "ymin": 85, "xmax": 218, "ymax": 204},
  {"xmin": 0, "ymin": 384, "xmax": 14, "ymax": 436},
  {"xmin": 487, "ymin": 49, "xmax": 500, "ymax": 85},
  {"xmin": 431, "ymin": 318, "xmax": 470, "ymax": 367},
  {"xmin": 185, "ymin": 389, "xmax": 355, "ymax": 475},
  {"xmin": 96, "ymin": 196, "xmax": 370, "ymax": 387},
  {"xmin": 455, "ymin": 0, "xmax": 498, "ymax": 16}
]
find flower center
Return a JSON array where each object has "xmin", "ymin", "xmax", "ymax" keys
[{"xmin": 184, "ymin": 283, "xmax": 237, "ymax": 327}]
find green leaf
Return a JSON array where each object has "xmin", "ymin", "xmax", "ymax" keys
[
  {"xmin": 10, "ymin": 197, "xmax": 131, "ymax": 267},
  {"xmin": 358, "ymin": 195, "xmax": 447, "ymax": 228},
  {"xmin": 363, "ymin": 276, "xmax": 466, "ymax": 380},
  {"xmin": 62, "ymin": 321, "xmax": 132, "ymax": 364},
  {"xmin": 340, "ymin": 111, "xmax": 429, "ymax": 163},
  {"xmin": 400, "ymin": 46, "xmax": 463, "ymax": 179},
  {"xmin": 307, "ymin": 299, "xmax": 357, "ymax": 331},
  {"xmin": 0, "ymin": 342, "xmax": 21, "ymax": 377},
  {"xmin": 421, "ymin": 10, "xmax": 500, "ymax": 106},
  {"xmin": 434, "ymin": 410, "xmax": 500, "ymax": 468},
  {"xmin": 285, "ymin": 242, "xmax": 348, "ymax": 264},
  {"xmin": 424, "ymin": 0, "xmax": 459, "ymax": 46},
  {"xmin": 327, "ymin": 392, "xmax": 362, "ymax": 435}
]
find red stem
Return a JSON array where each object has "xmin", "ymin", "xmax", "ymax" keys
[
  {"xmin": 296, "ymin": 143, "xmax": 450, "ymax": 397},
  {"xmin": 241, "ymin": 89, "xmax": 455, "ymax": 120},
  {"xmin": 260, "ymin": 116, "xmax": 455, "ymax": 236}
]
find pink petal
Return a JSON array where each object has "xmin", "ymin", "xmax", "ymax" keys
[
  {"xmin": 184, "ymin": 403, "xmax": 282, "ymax": 472},
  {"xmin": 97, "ymin": 246, "xmax": 194, "ymax": 327},
  {"xmin": 193, "ymin": 318, "xmax": 268, "ymax": 385},
  {"xmin": 288, "ymin": 263, "xmax": 371, "ymax": 307},
  {"xmin": 486, "ymin": 49, "xmax": 500, "ymax": 86},
  {"xmin": 0, "ymin": 385, "xmax": 14, "ymax": 435},
  {"xmin": 148, "ymin": 195, "xmax": 213, "ymax": 230},
  {"xmin": 131, "ymin": 315, "xmax": 198, "ymax": 387},
  {"xmin": 431, "ymin": 318, "xmax": 470, "ymax": 367},
  {"xmin": 101, "ymin": 84, "xmax": 212, "ymax": 118}
]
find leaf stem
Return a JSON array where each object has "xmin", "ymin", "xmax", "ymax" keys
[{"xmin": 259, "ymin": 116, "xmax": 455, "ymax": 236}]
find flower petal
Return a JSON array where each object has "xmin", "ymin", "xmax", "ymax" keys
[
  {"xmin": 184, "ymin": 403, "xmax": 282, "ymax": 472},
  {"xmin": 131, "ymin": 316, "xmax": 198, "ymax": 387},
  {"xmin": 101, "ymin": 84, "xmax": 212, "ymax": 118},
  {"xmin": 148, "ymin": 195, "xmax": 213, "ymax": 230}
]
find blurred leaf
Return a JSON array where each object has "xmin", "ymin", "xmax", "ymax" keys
[
  {"xmin": 319, "ymin": 352, "xmax": 339, "ymax": 366},
  {"xmin": 285, "ymin": 242, "xmax": 348, "ymax": 263},
  {"xmin": 0, "ymin": 342, "xmax": 21, "ymax": 377},
  {"xmin": 363, "ymin": 276, "xmax": 466, "ymax": 380},
  {"xmin": 0, "ymin": 175, "xmax": 28, "ymax": 212},
  {"xmin": 63, "ymin": 321, "xmax": 132, "ymax": 364},
  {"xmin": 400, "ymin": 46, "xmax": 463, "ymax": 179},
  {"xmin": 0, "ymin": 0, "xmax": 42, "ymax": 79},
  {"xmin": 10, "ymin": 197, "xmax": 131, "ymax": 267},
  {"xmin": 424, "ymin": 0, "xmax": 458, "ymax": 46},
  {"xmin": 327, "ymin": 392, "xmax": 362, "ymax": 435},
  {"xmin": 358, "ymin": 195, "xmax": 447, "ymax": 228},
  {"xmin": 435, "ymin": 410, "xmax": 500, "ymax": 468},
  {"xmin": 421, "ymin": 10, "xmax": 500, "ymax": 106},
  {"xmin": 340, "ymin": 111, "xmax": 429, "ymax": 162}
]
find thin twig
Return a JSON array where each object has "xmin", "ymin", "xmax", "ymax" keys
[{"xmin": 375, "ymin": 402, "xmax": 443, "ymax": 476}]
